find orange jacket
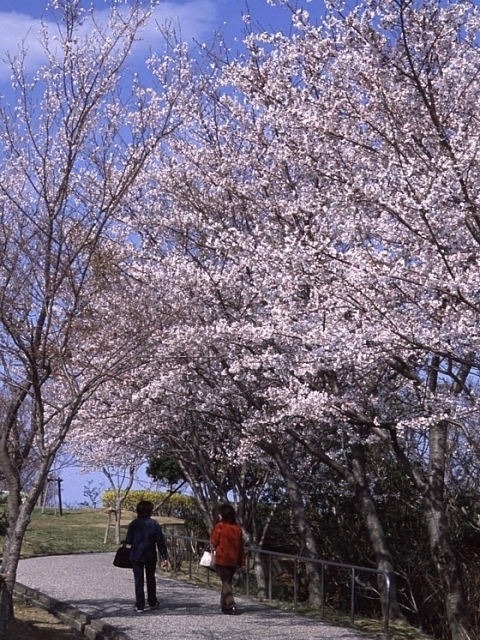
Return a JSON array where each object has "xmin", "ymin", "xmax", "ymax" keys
[{"xmin": 210, "ymin": 521, "xmax": 245, "ymax": 568}]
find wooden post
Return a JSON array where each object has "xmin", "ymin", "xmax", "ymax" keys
[{"xmin": 104, "ymin": 508, "xmax": 116, "ymax": 544}]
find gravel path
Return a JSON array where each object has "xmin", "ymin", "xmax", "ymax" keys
[{"xmin": 16, "ymin": 553, "xmax": 373, "ymax": 640}]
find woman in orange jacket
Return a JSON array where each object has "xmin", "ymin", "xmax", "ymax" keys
[{"xmin": 210, "ymin": 503, "xmax": 245, "ymax": 614}]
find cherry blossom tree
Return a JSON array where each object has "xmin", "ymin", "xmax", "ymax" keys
[
  {"xmin": 121, "ymin": 3, "xmax": 395, "ymax": 614},
  {"xmin": 67, "ymin": 364, "xmax": 163, "ymax": 543},
  {"xmin": 70, "ymin": 440, "xmax": 143, "ymax": 544},
  {"xmin": 120, "ymin": 1, "xmax": 479, "ymax": 637},
  {"xmin": 0, "ymin": 1, "xmax": 185, "ymax": 634}
]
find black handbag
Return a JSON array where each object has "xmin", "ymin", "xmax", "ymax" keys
[{"xmin": 113, "ymin": 543, "xmax": 133, "ymax": 568}]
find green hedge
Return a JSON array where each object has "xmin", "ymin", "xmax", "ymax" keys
[{"xmin": 102, "ymin": 489, "xmax": 197, "ymax": 518}]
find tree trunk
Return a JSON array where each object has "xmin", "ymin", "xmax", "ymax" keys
[
  {"xmin": 0, "ymin": 576, "xmax": 11, "ymax": 640},
  {"xmin": 423, "ymin": 422, "xmax": 473, "ymax": 640},
  {"xmin": 250, "ymin": 550, "xmax": 268, "ymax": 601},
  {"xmin": 100, "ymin": 465, "xmax": 136, "ymax": 545},
  {"xmin": 177, "ymin": 461, "xmax": 216, "ymax": 533},
  {"xmin": 350, "ymin": 442, "xmax": 402, "ymax": 621},
  {"xmin": 270, "ymin": 447, "xmax": 323, "ymax": 607},
  {"xmin": 0, "ymin": 495, "xmax": 34, "ymax": 640},
  {"xmin": 287, "ymin": 428, "xmax": 402, "ymax": 620},
  {"xmin": 249, "ymin": 500, "xmax": 278, "ymax": 600}
]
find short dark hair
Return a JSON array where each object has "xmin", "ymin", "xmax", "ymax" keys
[
  {"xmin": 218, "ymin": 503, "xmax": 236, "ymax": 524},
  {"xmin": 136, "ymin": 500, "xmax": 154, "ymax": 518}
]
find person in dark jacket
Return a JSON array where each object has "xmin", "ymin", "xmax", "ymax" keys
[
  {"xmin": 210, "ymin": 503, "xmax": 245, "ymax": 615},
  {"xmin": 125, "ymin": 500, "xmax": 168, "ymax": 612}
]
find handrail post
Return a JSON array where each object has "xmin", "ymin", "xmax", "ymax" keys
[
  {"xmin": 383, "ymin": 571, "xmax": 391, "ymax": 640},
  {"xmin": 293, "ymin": 558, "xmax": 298, "ymax": 612},
  {"xmin": 320, "ymin": 562, "xmax": 325, "ymax": 619},
  {"xmin": 350, "ymin": 567, "xmax": 356, "ymax": 624},
  {"xmin": 188, "ymin": 538, "xmax": 192, "ymax": 580},
  {"xmin": 268, "ymin": 553, "xmax": 272, "ymax": 601}
]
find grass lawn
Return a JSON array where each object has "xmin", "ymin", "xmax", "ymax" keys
[{"xmin": 19, "ymin": 507, "xmax": 134, "ymax": 555}]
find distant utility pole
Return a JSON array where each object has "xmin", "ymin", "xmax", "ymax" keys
[{"xmin": 47, "ymin": 476, "xmax": 63, "ymax": 515}]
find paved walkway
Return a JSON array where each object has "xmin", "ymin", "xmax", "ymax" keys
[{"xmin": 16, "ymin": 553, "xmax": 372, "ymax": 640}]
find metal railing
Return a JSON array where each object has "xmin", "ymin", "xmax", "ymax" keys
[{"xmin": 163, "ymin": 532, "xmax": 391, "ymax": 639}]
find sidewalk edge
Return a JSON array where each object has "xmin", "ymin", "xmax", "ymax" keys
[{"xmin": 14, "ymin": 582, "xmax": 133, "ymax": 640}]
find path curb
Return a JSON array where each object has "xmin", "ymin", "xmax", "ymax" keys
[{"xmin": 14, "ymin": 582, "xmax": 132, "ymax": 640}]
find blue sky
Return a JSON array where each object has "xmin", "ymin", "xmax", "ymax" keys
[
  {"xmin": 0, "ymin": 0, "xmax": 326, "ymax": 32},
  {"xmin": 0, "ymin": 0, "xmax": 333, "ymax": 83},
  {"xmin": 0, "ymin": 0, "xmax": 340, "ymax": 94}
]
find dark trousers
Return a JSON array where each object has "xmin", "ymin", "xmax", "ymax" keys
[
  {"xmin": 132, "ymin": 560, "xmax": 158, "ymax": 609},
  {"xmin": 215, "ymin": 565, "xmax": 236, "ymax": 611}
]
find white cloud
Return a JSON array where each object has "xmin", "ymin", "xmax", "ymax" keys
[
  {"xmin": 0, "ymin": 1, "xmax": 221, "ymax": 85},
  {"xmin": 0, "ymin": 11, "xmax": 46, "ymax": 82},
  {"xmin": 150, "ymin": 1, "xmax": 221, "ymax": 43}
]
